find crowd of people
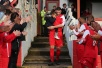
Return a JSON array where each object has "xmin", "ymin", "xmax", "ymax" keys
[
  {"xmin": 1, "ymin": 0, "xmax": 102, "ymax": 68},
  {"xmin": 69, "ymin": 15, "xmax": 102, "ymax": 68},
  {"xmin": 40, "ymin": 2, "xmax": 102, "ymax": 68},
  {"xmin": 0, "ymin": 0, "xmax": 32, "ymax": 68}
]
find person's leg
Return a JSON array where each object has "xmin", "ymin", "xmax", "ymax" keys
[
  {"xmin": 56, "ymin": 47, "xmax": 61, "ymax": 61},
  {"xmin": 76, "ymin": 44, "xmax": 84, "ymax": 62},
  {"xmin": 44, "ymin": 25, "xmax": 48, "ymax": 36},
  {"xmin": 48, "ymin": 30, "xmax": 55, "ymax": 66},
  {"xmin": 41, "ymin": 25, "xmax": 44, "ymax": 36},
  {"xmin": 8, "ymin": 50, "xmax": 18, "ymax": 68},
  {"xmin": 55, "ymin": 31, "xmax": 63, "ymax": 64},
  {"xmin": 50, "ymin": 46, "xmax": 55, "ymax": 62},
  {"xmin": 76, "ymin": 44, "xmax": 85, "ymax": 68},
  {"xmin": 44, "ymin": 25, "xmax": 48, "ymax": 37}
]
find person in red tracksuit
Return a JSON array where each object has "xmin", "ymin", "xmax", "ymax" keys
[
  {"xmin": 69, "ymin": 16, "xmax": 89, "ymax": 67},
  {"xmin": 0, "ymin": 21, "xmax": 21, "ymax": 68},
  {"xmin": 70, "ymin": 15, "xmax": 96, "ymax": 68},
  {"xmin": 48, "ymin": 7, "xmax": 65, "ymax": 66},
  {"xmin": 79, "ymin": 22, "xmax": 99, "ymax": 68}
]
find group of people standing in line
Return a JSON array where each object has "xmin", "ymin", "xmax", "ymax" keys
[
  {"xmin": 0, "ymin": 0, "xmax": 31, "ymax": 68},
  {"xmin": 69, "ymin": 15, "xmax": 102, "ymax": 68}
]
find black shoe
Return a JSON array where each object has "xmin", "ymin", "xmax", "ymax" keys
[
  {"xmin": 48, "ymin": 62, "xmax": 55, "ymax": 66},
  {"xmin": 55, "ymin": 60, "xmax": 60, "ymax": 65}
]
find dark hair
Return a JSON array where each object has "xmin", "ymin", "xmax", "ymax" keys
[
  {"xmin": 63, "ymin": 3, "xmax": 66, "ymax": 7},
  {"xmin": 10, "ymin": 12, "xmax": 19, "ymax": 22},
  {"xmin": 55, "ymin": 7, "xmax": 62, "ymax": 11},
  {"xmin": 80, "ymin": 15, "xmax": 86, "ymax": 20},
  {"xmin": 5, "ymin": 9, "xmax": 12, "ymax": 15},
  {"xmin": 51, "ymin": 11, "xmax": 56, "ymax": 15},
  {"xmin": 0, "ymin": 5, "xmax": 6, "ymax": 12},
  {"xmin": 44, "ymin": 6, "xmax": 46, "ymax": 9},
  {"xmin": 87, "ymin": 15, "xmax": 94, "ymax": 22}
]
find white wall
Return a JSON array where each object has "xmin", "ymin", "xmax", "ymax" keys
[
  {"xmin": 60, "ymin": 0, "xmax": 68, "ymax": 8},
  {"xmin": 43, "ymin": 0, "xmax": 46, "ymax": 9},
  {"xmin": 92, "ymin": 3, "xmax": 102, "ymax": 18}
]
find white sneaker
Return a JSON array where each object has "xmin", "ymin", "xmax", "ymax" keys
[{"xmin": 55, "ymin": 32, "xmax": 60, "ymax": 39}]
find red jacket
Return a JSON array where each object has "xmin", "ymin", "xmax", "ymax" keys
[
  {"xmin": 83, "ymin": 29, "xmax": 97, "ymax": 58},
  {"xmin": 0, "ymin": 32, "xmax": 16, "ymax": 57}
]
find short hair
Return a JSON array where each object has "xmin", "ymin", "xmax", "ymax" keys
[
  {"xmin": 63, "ymin": 3, "xmax": 66, "ymax": 7},
  {"xmin": 80, "ymin": 15, "xmax": 86, "ymax": 20},
  {"xmin": 55, "ymin": 7, "xmax": 62, "ymax": 11},
  {"xmin": 0, "ymin": 5, "xmax": 6, "ymax": 12},
  {"xmin": 44, "ymin": 6, "xmax": 46, "ymax": 9},
  {"xmin": 5, "ymin": 9, "xmax": 12, "ymax": 15},
  {"xmin": 51, "ymin": 11, "xmax": 56, "ymax": 15},
  {"xmin": 87, "ymin": 15, "xmax": 94, "ymax": 22},
  {"xmin": 10, "ymin": 12, "xmax": 19, "ymax": 22}
]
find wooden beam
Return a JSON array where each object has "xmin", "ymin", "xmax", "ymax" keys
[
  {"xmin": 77, "ymin": 0, "xmax": 80, "ymax": 18},
  {"xmin": 38, "ymin": 0, "xmax": 40, "ymax": 12}
]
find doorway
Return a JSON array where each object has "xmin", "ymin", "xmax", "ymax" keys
[{"xmin": 46, "ymin": 0, "xmax": 59, "ymax": 11}]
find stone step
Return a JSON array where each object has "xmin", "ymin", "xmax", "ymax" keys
[
  {"xmin": 34, "ymin": 37, "xmax": 66, "ymax": 42},
  {"xmin": 28, "ymin": 48, "xmax": 69, "ymax": 56},
  {"xmin": 20, "ymin": 36, "xmax": 71, "ymax": 68},
  {"xmin": 31, "ymin": 42, "xmax": 67, "ymax": 48},
  {"xmin": 24, "ymin": 56, "xmax": 71, "ymax": 63},
  {"xmin": 34, "ymin": 37, "xmax": 49, "ymax": 40},
  {"xmin": 34, "ymin": 37, "xmax": 49, "ymax": 42},
  {"xmin": 18, "ymin": 63, "xmax": 72, "ymax": 68}
]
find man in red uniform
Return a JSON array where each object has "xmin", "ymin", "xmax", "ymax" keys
[
  {"xmin": 70, "ymin": 17, "xmax": 88, "ymax": 68},
  {"xmin": 78, "ymin": 22, "xmax": 100, "ymax": 68},
  {"xmin": 48, "ymin": 7, "xmax": 65, "ymax": 66},
  {"xmin": 69, "ymin": 15, "xmax": 95, "ymax": 68},
  {"xmin": 90, "ymin": 21, "xmax": 102, "ymax": 67}
]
